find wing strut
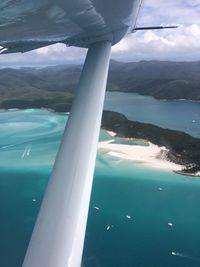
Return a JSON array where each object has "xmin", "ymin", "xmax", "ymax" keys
[
  {"xmin": 132, "ymin": 26, "xmax": 178, "ymax": 32},
  {"xmin": 134, "ymin": 26, "xmax": 178, "ymax": 31},
  {"xmin": 23, "ymin": 41, "xmax": 111, "ymax": 267}
]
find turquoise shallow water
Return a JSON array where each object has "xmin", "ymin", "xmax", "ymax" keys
[{"xmin": 0, "ymin": 109, "xmax": 200, "ymax": 267}]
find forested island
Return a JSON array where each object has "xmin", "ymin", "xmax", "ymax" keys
[{"xmin": 101, "ymin": 111, "xmax": 200, "ymax": 175}]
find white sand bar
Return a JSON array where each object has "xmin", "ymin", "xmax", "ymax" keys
[
  {"xmin": 107, "ymin": 130, "xmax": 117, "ymax": 137},
  {"xmin": 98, "ymin": 140, "xmax": 183, "ymax": 171}
]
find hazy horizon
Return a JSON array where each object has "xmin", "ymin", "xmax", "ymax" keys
[{"xmin": 1, "ymin": 58, "xmax": 200, "ymax": 69}]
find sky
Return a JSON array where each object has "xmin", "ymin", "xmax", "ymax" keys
[{"xmin": 0, "ymin": 0, "xmax": 200, "ymax": 67}]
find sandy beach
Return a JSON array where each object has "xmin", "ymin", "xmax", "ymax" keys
[
  {"xmin": 98, "ymin": 139, "xmax": 184, "ymax": 172},
  {"xmin": 106, "ymin": 130, "xmax": 117, "ymax": 137}
]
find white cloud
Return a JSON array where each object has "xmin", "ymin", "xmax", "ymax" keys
[
  {"xmin": 0, "ymin": 0, "xmax": 199, "ymax": 66},
  {"xmin": 0, "ymin": 44, "xmax": 86, "ymax": 67},
  {"xmin": 35, "ymin": 43, "xmax": 86, "ymax": 61},
  {"xmin": 138, "ymin": 0, "xmax": 200, "ymax": 26},
  {"xmin": 112, "ymin": 24, "xmax": 200, "ymax": 61}
]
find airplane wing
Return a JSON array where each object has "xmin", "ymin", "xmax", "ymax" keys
[
  {"xmin": 1, "ymin": 2, "xmax": 145, "ymax": 267},
  {"xmin": 0, "ymin": 1, "xmax": 176, "ymax": 267},
  {"xmin": 0, "ymin": 0, "xmax": 143, "ymax": 53},
  {"xmin": 0, "ymin": 41, "xmax": 57, "ymax": 54}
]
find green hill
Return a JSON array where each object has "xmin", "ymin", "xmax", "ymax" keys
[{"xmin": 0, "ymin": 60, "xmax": 200, "ymax": 111}]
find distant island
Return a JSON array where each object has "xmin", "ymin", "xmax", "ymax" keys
[{"xmin": 0, "ymin": 60, "xmax": 200, "ymax": 111}]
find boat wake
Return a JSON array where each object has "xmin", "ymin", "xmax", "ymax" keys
[
  {"xmin": 172, "ymin": 251, "xmax": 200, "ymax": 262},
  {"xmin": 21, "ymin": 145, "xmax": 32, "ymax": 159}
]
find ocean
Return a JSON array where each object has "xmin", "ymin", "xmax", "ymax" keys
[{"xmin": 0, "ymin": 93, "xmax": 200, "ymax": 267}]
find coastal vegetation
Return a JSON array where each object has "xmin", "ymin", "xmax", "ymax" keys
[{"xmin": 101, "ymin": 111, "xmax": 200, "ymax": 174}]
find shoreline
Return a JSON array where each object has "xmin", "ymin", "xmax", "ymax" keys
[
  {"xmin": 98, "ymin": 139, "xmax": 184, "ymax": 172},
  {"xmin": 106, "ymin": 91, "xmax": 200, "ymax": 102},
  {"xmin": 174, "ymin": 170, "xmax": 200, "ymax": 178},
  {"xmin": 98, "ymin": 130, "xmax": 200, "ymax": 174},
  {"xmin": 99, "ymin": 131, "xmax": 200, "ymax": 177}
]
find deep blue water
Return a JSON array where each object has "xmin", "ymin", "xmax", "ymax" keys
[
  {"xmin": 0, "ymin": 106, "xmax": 200, "ymax": 267},
  {"xmin": 104, "ymin": 92, "xmax": 200, "ymax": 137}
]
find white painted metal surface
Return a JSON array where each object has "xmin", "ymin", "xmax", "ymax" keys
[
  {"xmin": 22, "ymin": 41, "xmax": 111, "ymax": 267},
  {"xmin": 0, "ymin": 1, "xmax": 144, "ymax": 265},
  {"xmin": 0, "ymin": 0, "xmax": 142, "ymax": 50}
]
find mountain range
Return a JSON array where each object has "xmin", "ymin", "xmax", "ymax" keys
[{"xmin": 0, "ymin": 60, "xmax": 200, "ymax": 110}]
